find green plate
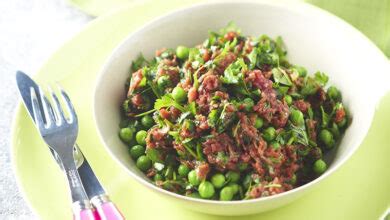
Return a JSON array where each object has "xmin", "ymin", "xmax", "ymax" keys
[
  {"xmin": 12, "ymin": 1, "xmax": 390, "ymax": 219},
  {"xmin": 67, "ymin": 0, "xmax": 136, "ymax": 16}
]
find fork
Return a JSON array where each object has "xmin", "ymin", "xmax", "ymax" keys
[{"xmin": 31, "ymin": 86, "xmax": 95, "ymax": 220}]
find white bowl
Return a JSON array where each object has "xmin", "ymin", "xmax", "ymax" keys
[{"xmin": 94, "ymin": 1, "xmax": 390, "ymax": 216}]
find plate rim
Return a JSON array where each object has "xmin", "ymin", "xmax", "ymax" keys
[{"xmin": 10, "ymin": 0, "xmax": 390, "ymax": 218}]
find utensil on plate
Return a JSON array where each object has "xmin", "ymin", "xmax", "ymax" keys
[
  {"xmin": 30, "ymin": 81, "xmax": 93, "ymax": 220},
  {"xmin": 16, "ymin": 71, "xmax": 124, "ymax": 220}
]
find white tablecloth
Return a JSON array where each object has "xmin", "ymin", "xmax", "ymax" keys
[{"xmin": 0, "ymin": 0, "xmax": 91, "ymax": 218}]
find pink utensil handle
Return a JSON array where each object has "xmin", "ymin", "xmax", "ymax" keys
[
  {"xmin": 95, "ymin": 201, "xmax": 125, "ymax": 220},
  {"xmin": 92, "ymin": 209, "xmax": 101, "ymax": 220},
  {"xmin": 73, "ymin": 208, "xmax": 97, "ymax": 220}
]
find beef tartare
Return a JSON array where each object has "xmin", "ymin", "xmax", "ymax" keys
[{"xmin": 118, "ymin": 23, "xmax": 350, "ymax": 200}]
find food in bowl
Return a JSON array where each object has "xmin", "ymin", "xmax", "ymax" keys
[{"xmin": 118, "ymin": 23, "xmax": 350, "ymax": 201}]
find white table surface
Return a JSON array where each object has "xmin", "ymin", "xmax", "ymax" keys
[{"xmin": 0, "ymin": 0, "xmax": 92, "ymax": 218}]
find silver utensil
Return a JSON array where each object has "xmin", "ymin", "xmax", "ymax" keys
[
  {"xmin": 30, "ymin": 83, "xmax": 95, "ymax": 219},
  {"xmin": 16, "ymin": 71, "xmax": 104, "ymax": 199},
  {"xmin": 16, "ymin": 71, "xmax": 124, "ymax": 220}
]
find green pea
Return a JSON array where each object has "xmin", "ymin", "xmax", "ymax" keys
[
  {"xmin": 172, "ymin": 87, "xmax": 187, "ymax": 103},
  {"xmin": 136, "ymin": 155, "xmax": 152, "ymax": 171},
  {"xmin": 226, "ymin": 171, "xmax": 240, "ymax": 183},
  {"xmin": 198, "ymin": 181, "xmax": 215, "ymax": 199},
  {"xmin": 337, "ymin": 118, "xmax": 347, "ymax": 128},
  {"xmin": 263, "ymin": 127, "xmax": 276, "ymax": 142},
  {"xmin": 135, "ymin": 130, "xmax": 147, "ymax": 146},
  {"xmin": 242, "ymin": 174, "xmax": 252, "ymax": 190},
  {"xmin": 178, "ymin": 164, "xmax": 190, "ymax": 177},
  {"xmin": 122, "ymin": 99, "xmax": 131, "ymax": 113},
  {"xmin": 119, "ymin": 127, "xmax": 134, "ymax": 143},
  {"xmin": 243, "ymin": 98, "xmax": 254, "ymax": 112},
  {"xmin": 129, "ymin": 145, "xmax": 145, "ymax": 159},
  {"xmin": 319, "ymin": 129, "xmax": 334, "ymax": 149},
  {"xmin": 154, "ymin": 173, "xmax": 163, "ymax": 181},
  {"xmin": 187, "ymin": 192, "xmax": 201, "ymax": 199},
  {"xmin": 157, "ymin": 75, "xmax": 171, "ymax": 90},
  {"xmin": 219, "ymin": 186, "xmax": 234, "ymax": 201},
  {"xmin": 227, "ymin": 183, "xmax": 239, "ymax": 195},
  {"xmin": 254, "ymin": 117, "xmax": 264, "ymax": 129},
  {"xmin": 313, "ymin": 159, "xmax": 327, "ymax": 175},
  {"xmin": 270, "ymin": 141, "xmax": 281, "ymax": 150},
  {"xmin": 188, "ymin": 170, "xmax": 201, "ymax": 186},
  {"xmin": 176, "ymin": 46, "xmax": 190, "ymax": 59},
  {"xmin": 211, "ymin": 173, "xmax": 226, "ymax": 189},
  {"xmin": 141, "ymin": 115, "xmax": 154, "ymax": 128},
  {"xmin": 330, "ymin": 123, "xmax": 340, "ymax": 139},
  {"xmin": 327, "ymin": 86, "xmax": 341, "ymax": 100},
  {"xmin": 290, "ymin": 109, "xmax": 304, "ymax": 126},
  {"xmin": 284, "ymin": 95, "xmax": 293, "ymax": 105}
]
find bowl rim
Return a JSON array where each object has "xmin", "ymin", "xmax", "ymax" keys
[{"xmin": 93, "ymin": 0, "xmax": 379, "ymax": 205}]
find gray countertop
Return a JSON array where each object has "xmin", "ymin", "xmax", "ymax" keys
[{"xmin": 0, "ymin": 0, "xmax": 92, "ymax": 218}]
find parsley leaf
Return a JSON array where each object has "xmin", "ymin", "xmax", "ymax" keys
[
  {"xmin": 221, "ymin": 58, "xmax": 247, "ymax": 84},
  {"xmin": 154, "ymin": 95, "xmax": 186, "ymax": 112},
  {"xmin": 217, "ymin": 103, "xmax": 236, "ymax": 133},
  {"xmin": 247, "ymin": 48, "xmax": 258, "ymax": 70},
  {"xmin": 187, "ymin": 102, "xmax": 197, "ymax": 115},
  {"xmin": 142, "ymin": 66, "xmax": 161, "ymax": 98},
  {"xmin": 188, "ymin": 48, "xmax": 204, "ymax": 68},
  {"xmin": 208, "ymin": 109, "xmax": 220, "ymax": 128},
  {"xmin": 314, "ymin": 71, "xmax": 329, "ymax": 86},
  {"xmin": 203, "ymin": 31, "xmax": 219, "ymax": 48},
  {"xmin": 256, "ymin": 52, "xmax": 279, "ymax": 68},
  {"xmin": 321, "ymin": 106, "xmax": 330, "ymax": 128},
  {"xmin": 146, "ymin": 148, "xmax": 164, "ymax": 163},
  {"xmin": 213, "ymin": 42, "xmax": 230, "ymax": 65},
  {"xmin": 131, "ymin": 54, "xmax": 148, "ymax": 72},
  {"xmin": 275, "ymin": 36, "xmax": 287, "ymax": 58},
  {"xmin": 301, "ymin": 78, "xmax": 319, "ymax": 96},
  {"xmin": 193, "ymin": 69, "xmax": 199, "ymax": 89},
  {"xmin": 272, "ymin": 67, "xmax": 292, "ymax": 86},
  {"xmin": 289, "ymin": 123, "xmax": 309, "ymax": 146},
  {"xmin": 177, "ymin": 112, "xmax": 191, "ymax": 124},
  {"xmin": 216, "ymin": 152, "xmax": 229, "ymax": 165}
]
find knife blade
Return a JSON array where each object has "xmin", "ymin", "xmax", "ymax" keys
[{"xmin": 16, "ymin": 71, "xmax": 106, "ymax": 199}]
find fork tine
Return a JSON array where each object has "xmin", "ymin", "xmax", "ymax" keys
[
  {"xmin": 39, "ymin": 87, "xmax": 56, "ymax": 127},
  {"xmin": 48, "ymin": 86, "xmax": 66, "ymax": 125},
  {"xmin": 31, "ymin": 87, "xmax": 45, "ymax": 130},
  {"xmin": 57, "ymin": 84, "xmax": 78, "ymax": 124}
]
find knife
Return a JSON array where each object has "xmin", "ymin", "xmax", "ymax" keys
[{"xmin": 16, "ymin": 71, "xmax": 124, "ymax": 220}]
